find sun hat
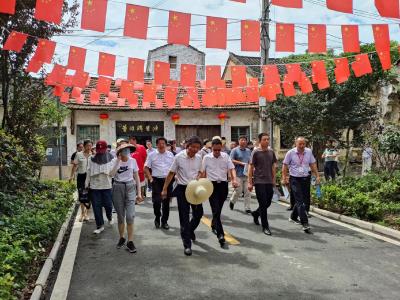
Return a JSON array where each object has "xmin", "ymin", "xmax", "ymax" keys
[
  {"xmin": 116, "ymin": 143, "xmax": 136, "ymax": 155},
  {"xmin": 185, "ymin": 178, "xmax": 214, "ymax": 205}
]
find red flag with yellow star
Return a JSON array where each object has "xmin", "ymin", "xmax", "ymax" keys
[
  {"xmin": 311, "ymin": 61, "xmax": 329, "ymax": 85},
  {"xmin": 154, "ymin": 61, "xmax": 170, "ymax": 85},
  {"xmin": 231, "ymin": 66, "xmax": 247, "ymax": 88},
  {"xmin": 72, "ymin": 71, "xmax": 89, "ymax": 89},
  {"xmin": 375, "ymin": 0, "xmax": 399, "ymax": 18},
  {"xmin": 143, "ymin": 84, "xmax": 157, "ymax": 103},
  {"xmin": 327, "ymin": 0, "xmax": 352, "ymax": 13},
  {"xmin": 241, "ymin": 20, "xmax": 260, "ymax": 51},
  {"xmin": 351, "ymin": 54, "xmax": 372, "ymax": 77},
  {"xmin": 180, "ymin": 64, "xmax": 196, "ymax": 87},
  {"xmin": 89, "ymin": 89, "xmax": 100, "ymax": 105},
  {"xmin": 168, "ymin": 11, "xmax": 191, "ymax": 45},
  {"xmin": 96, "ymin": 76, "xmax": 112, "ymax": 94},
  {"xmin": 300, "ymin": 73, "xmax": 313, "ymax": 94},
  {"xmin": 282, "ymin": 76, "xmax": 296, "ymax": 97},
  {"xmin": 34, "ymin": 0, "xmax": 63, "ymax": 24},
  {"xmin": 334, "ymin": 58, "xmax": 350, "ymax": 84},
  {"xmin": 127, "ymin": 58, "xmax": 144, "ymax": 82},
  {"xmin": 372, "ymin": 24, "xmax": 391, "ymax": 52},
  {"xmin": 245, "ymin": 87, "xmax": 259, "ymax": 102},
  {"xmin": 120, "ymin": 80, "xmax": 134, "ymax": 99},
  {"xmin": 164, "ymin": 87, "xmax": 178, "ymax": 108},
  {"xmin": 272, "ymin": 0, "xmax": 302, "ymax": 8},
  {"xmin": 67, "ymin": 46, "xmax": 86, "ymax": 71},
  {"xmin": 46, "ymin": 64, "xmax": 67, "ymax": 86},
  {"xmin": 285, "ymin": 63, "xmax": 302, "ymax": 83},
  {"xmin": 26, "ymin": 59, "xmax": 43, "ymax": 73},
  {"xmin": 98, "ymin": 52, "xmax": 115, "ymax": 77},
  {"xmin": 203, "ymin": 88, "xmax": 219, "ymax": 107},
  {"xmin": 263, "ymin": 65, "xmax": 281, "ymax": 85},
  {"xmin": 206, "ymin": 65, "xmax": 222, "ymax": 88},
  {"xmin": 0, "ymin": 0, "xmax": 16, "ymax": 14},
  {"xmin": 81, "ymin": 0, "xmax": 108, "ymax": 32},
  {"xmin": 206, "ymin": 16, "xmax": 227, "ymax": 50},
  {"xmin": 123, "ymin": 4, "xmax": 149, "ymax": 39},
  {"xmin": 308, "ymin": 25, "xmax": 326, "ymax": 53},
  {"xmin": 377, "ymin": 51, "xmax": 392, "ymax": 70},
  {"xmin": 128, "ymin": 94, "xmax": 138, "ymax": 109},
  {"xmin": 341, "ymin": 25, "xmax": 360, "ymax": 53},
  {"xmin": 275, "ymin": 23, "xmax": 295, "ymax": 52},
  {"xmin": 32, "ymin": 39, "xmax": 56, "ymax": 63},
  {"xmin": 3, "ymin": 31, "xmax": 28, "ymax": 52}
]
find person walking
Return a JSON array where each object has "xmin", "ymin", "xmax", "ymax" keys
[
  {"xmin": 129, "ymin": 136, "xmax": 147, "ymax": 201},
  {"xmin": 248, "ymin": 133, "xmax": 277, "ymax": 236},
  {"xmin": 322, "ymin": 140, "xmax": 337, "ymax": 181},
  {"xmin": 85, "ymin": 140, "xmax": 115, "ymax": 234},
  {"xmin": 70, "ymin": 142, "xmax": 83, "ymax": 165},
  {"xmin": 144, "ymin": 137, "xmax": 175, "ymax": 230},
  {"xmin": 229, "ymin": 136, "xmax": 252, "ymax": 213},
  {"xmin": 161, "ymin": 136, "xmax": 203, "ymax": 256},
  {"xmin": 110, "ymin": 144, "xmax": 143, "ymax": 253},
  {"xmin": 70, "ymin": 139, "xmax": 92, "ymax": 222},
  {"xmin": 282, "ymin": 137, "xmax": 320, "ymax": 233},
  {"xmin": 201, "ymin": 139, "xmax": 238, "ymax": 247}
]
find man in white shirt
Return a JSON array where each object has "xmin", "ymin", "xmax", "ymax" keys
[
  {"xmin": 162, "ymin": 136, "xmax": 203, "ymax": 256},
  {"xmin": 201, "ymin": 139, "xmax": 239, "ymax": 247},
  {"xmin": 144, "ymin": 137, "xmax": 175, "ymax": 230}
]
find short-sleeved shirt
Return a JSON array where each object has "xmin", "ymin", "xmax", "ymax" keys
[
  {"xmin": 202, "ymin": 152, "xmax": 235, "ymax": 182},
  {"xmin": 323, "ymin": 148, "xmax": 337, "ymax": 162},
  {"xmin": 283, "ymin": 147, "xmax": 316, "ymax": 178},
  {"xmin": 145, "ymin": 150, "xmax": 175, "ymax": 178},
  {"xmin": 114, "ymin": 157, "xmax": 139, "ymax": 183},
  {"xmin": 131, "ymin": 151, "xmax": 145, "ymax": 182},
  {"xmin": 73, "ymin": 151, "xmax": 91, "ymax": 174},
  {"xmin": 147, "ymin": 148, "xmax": 156, "ymax": 156},
  {"xmin": 230, "ymin": 146, "xmax": 252, "ymax": 177},
  {"xmin": 199, "ymin": 147, "xmax": 211, "ymax": 159},
  {"xmin": 249, "ymin": 148, "xmax": 277, "ymax": 184},
  {"xmin": 170, "ymin": 150, "xmax": 202, "ymax": 185}
]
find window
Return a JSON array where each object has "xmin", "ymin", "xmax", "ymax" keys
[
  {"xmin": 77, "ymin": 125, "xmax": 100, "ymax": 144},
  {"xmin": 169, "ymin": 56, "xmax": 177, "ymax": 69},
  {"xmin": 44, "ymin": 127, "xmax": 67, "ymax": 166},
  {"xmin": 231, "ymin": 126, "xmax": 250, "ymax": 143}
]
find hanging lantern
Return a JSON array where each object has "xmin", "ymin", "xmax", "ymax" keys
[
  {"xmin": 171, "ymin": 113, "xmax": 180, "ymax": 125},
  {"xmin": 99, "ymin": 113, "xmax": 109, "ymax": 120},
  {"xmin": 218, "ymin": 112, "xmax": 228, "ymax": 125}
]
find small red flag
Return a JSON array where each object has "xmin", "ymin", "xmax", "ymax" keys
[
  {"xmin": 286, "ymin": 64, "xmax": 301, "ymax": 83},
  {"xmin": 311, "ymin": 61, "xmax": 329, "ymax": 85},
  {"xmin": 300, "ymin": 73, "xmax": 313, "ymax": 94},
  {"xmin": 81, "ymin": 0, "xmax": 108, "ymax": 32},
  {"xmin": 0, "ymin": 0, "xmax": 16, "ymax": 14},
  {"xmin": 120, "ymin": 80, "xmax": 134, "ymax": 98},
  {"xmin": 375, "ymin": 0, "xmax": 399, "ymax": 18},
  {"xmin": 245, "ymin": 87, "xmax": 259, "ymax": 102},
  {"xmin": 180, "ymin": 64, "xmax": 196, "ymax": 87},
  {"xmin": 154, "ymin": 61, "xmax": 170, "ymax": 85},
  {"xmin": 72, "ymin": 71, "xmax": 89, "ymax": 88},
  {"xmin": 143, "ymin": 84, "xmax": 157, "ymax": 102},
  {"xmin": 127, "ymin": 58, "xmax": 144, "ymax": 82},
  {"xmin": 282, "ymin": 75, "xmax": 296, "ymax": 97},
  {"xmin": 206, "ymin": 65, "xmax": 222, "ymax": 88},
  {"xmin": 164, "ymin": 87, "xmax": 178, "ymax": 108},
  {"xmin": 308, "ymin": 25, "xmax": 326, "ymax": 53},
  {"xmin": 71, "ymin": 87, "xmax": 82, "ymax": 99},
  {"xmin": 32, "ymin": 39, "xmax": 56, "ymax": 63},
  {"xmin": 341, "ymin": 25, "xmax": 360, "ymax": 53},
  {"xmin": 352, "ymin": 54, "xmax": 372, "ymax": 77},
  {"xmin": 327, "ymin": 0, "xmax": 352, "ymax": 13},
  {"xmin": 168, "ymin": 11, "xmax": 191, "ymax": 45},
  {"xmin": 231, "ymin": 66, "xmax": 247, "ymax": 88},
  {"xmin": 241, "ymin": 20, "xmax": 260, "ymax": 52},
  {"xmin": 53, "ymin": 85, "xmax": 64, "ymax": 97},
  {"xmin": 96, "ymin": 76, "xmax": 112, "ymax": 94},
  {"xmin": 231, "ymin": 87, "xmax": 246, "ymax": 103},
  {"xmin": 217, "ymin": 88, "xmax": 228, "ymax": 106},
  {"xmin": 260, "ymin": 84, "xmax": 279, "ymax": 102},
  {"xmin": 123, "ymin": 4, "xmax": 149, "ymax": 39},
  {"xmin": 60, "ymin": 92, "xmax": 70, "ymax": 104},
  {"xmin": 89, "ymin": 89, "xmax": 100, "ymax": 105},
  {"xmin": 377, "ymin": 51, "xmax": 392, "ymax": 70},
  {"xmin": 263, "ymin": 65, "xmax": 281, "ymax": 85},
  {"xmin": 67, "ymin": 46, "xmax": 86, "ymax": 71},
  {"xmin": 271, "ymin": 0, "xmax": 302, "ymax": 8},
  {"xmin": 34, "ymin": 0, "xmax": 63, "ymax": 24},
  {"xmin": 334, "ymin": 58, "xmax": 350, "ymax": 84},
  {"xmin": 128, "ymin": 94, "xmax": 138, "ymax": 109},
  {"xmin": 3, "ymin": 31, "xmax": 28, "ymax": 52},
  {"xmin": 46, "ymin": 64, "xmax": 67, "ymax": 86},
  {"xmin": 98, "ymin": 52, "xmax": 115, "ymax": 77},
  {"xmin": 275, "ymin": 23, "xmax": 295, "ymax": 52},
  {"xmin": 203, "ymin": 88, "xmax": 219, "ymax": 107},
  {"xmin": 206, "ymin": 16, "xmax": 227, "ymax": 50},
  {"xmin": 26, "ymin": 59, "xmax": 43, "ymax": 73},
  {"xmin": 372, "ymin": 24, "xmax": 391, "ymax": 52}
]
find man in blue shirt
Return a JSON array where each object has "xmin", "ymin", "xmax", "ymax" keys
[{"xmin": 229, "ymin": 136, "xmax": 252, "ymax": 213}]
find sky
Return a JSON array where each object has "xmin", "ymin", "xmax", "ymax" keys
[{"xmin": 50, "ymin": 0, "xmax": 400, "ymax": 79}]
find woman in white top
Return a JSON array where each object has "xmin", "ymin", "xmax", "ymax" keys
[
  {"xmin": 110, "ymin": 144, "xmax": 143, "ymax": 253},
  {"xmin": 70, "ymin": 139, "xmax": 92, "ymax": 222}
]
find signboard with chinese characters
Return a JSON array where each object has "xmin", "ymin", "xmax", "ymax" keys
[{"xmin": 116, "ymin": 121, "xmax": 164, "ymax": 137}]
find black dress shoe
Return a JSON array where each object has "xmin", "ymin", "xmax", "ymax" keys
[
  {"xmin": 211, "ymin": 226, "xmax": 217, "ymax": 235},
  {"xmin": 303, "ymin": 224, "xmax": 311, "ymax": 233},
  {"xmin": 154, "ymin": 219, "xmax": 160, "ymax": 229},
  {"xmin": 190, "ymin": 232, "xmax": 196, "ymax": 242},
  {"xmin": 161, "ymin": 223, "xmax": 170, "ymax": 230},
  {"xmin": 263, "ymin": 227, "xmax": 272, "ymax": 235},
  {"xmin": 287, "ymin": 207, "xmax": 293, "ymax": 211},
  {"xmin": 184, "ymin": 248, "xmax": 192, "ymax": 256},
  {"xmin": 229, "ymin": 202, "xmax": 234, "ymax": 210},
  {"xmin": 251, "ymin": 211, "xmax": 260, "ymax": 226},
  {"xmin": 218, "ymin": 235, "xmax": 225, "ymax": 247}
]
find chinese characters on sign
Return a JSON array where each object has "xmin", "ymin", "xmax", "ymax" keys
[{"xmin": 116, "ymin": 121, "xmax": 164, "ymax": 137}]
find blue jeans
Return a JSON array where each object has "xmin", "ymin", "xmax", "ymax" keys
[{"xmin": 91, "ymin": 189, "xmax": 113, "ymax": 229}]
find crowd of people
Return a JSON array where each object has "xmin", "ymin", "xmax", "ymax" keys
[{"xmin": 69, "ymin": 133, "xmax": 320, "ymax": 256}]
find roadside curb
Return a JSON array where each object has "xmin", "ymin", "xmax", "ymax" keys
[{"xmin": 30, "ymin": 193, "xmax": 78, "ymax": 300}]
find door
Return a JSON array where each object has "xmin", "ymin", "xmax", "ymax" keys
[{"xmin": 175, "ymin": 125, "xmax": 221, "ymax": 144}]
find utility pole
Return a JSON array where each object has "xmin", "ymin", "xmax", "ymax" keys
[
  {"xmin": 57, "ymin": 98, "xmax": 63, "ymax": 180},
  {"xmin": 259, "ymin": 0, "xmax": 274, "ymax": 148}
]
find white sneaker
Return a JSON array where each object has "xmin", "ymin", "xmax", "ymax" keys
[
  {"xmin": 108, "ymin": 219, "xmax": 114, "ymax": 225},
  {"xmin": 93, "ymin": 227, "xmax": 105, "ymax": 234}
]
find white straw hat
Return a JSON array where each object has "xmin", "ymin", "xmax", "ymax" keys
[{"xmin": 185, "ymin": 178, "xmax": 214, "ymax": 205}]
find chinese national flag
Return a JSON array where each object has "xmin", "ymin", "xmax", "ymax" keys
[
  {"xmin": 35, "ymin": 0, "xmax": 63, "ymax": 24},
  {"xmin": 260, "ymin": 84, "xmax": 278, "ymax": 102},
  {"xmin": 217, "ymin": 88, "xmax": 228, "ymax": 106},
  {"xmin": 241, "ymin": 20, "xmax": 260, "ymax": 52},
  {"xmin": 282, "ymin": 75, "xmax": 296, "ymax": 96},
  {"xmin": 202, "ymin": 88, "xmax": 218, "ymax": 107},
  {"xmin": 231, "ymin": 88, "xmax": 246, "ymax": 104},
  {"xmin": 90, "ymin": 90, "xmax": 100, "ymax": 105},
  {"xmin": 128, "ymin": 94, "xmax": 138, "ymax": 109},
  {"xmin": 286, "ymin": 64, "xmax": 301, "ymax": 83},
  {"xmin": 46, "ymin": 64, "xmax": 67, "ymax": 86},
  {"xmin": 375, "ymin": 0, "xmax": 399, "ymax": 18},
  {"xmin": 81, "ymin": 0, "xmax": 108, "ymax": 32},
  {"xmin": 3, "ymin": 31, "xmax": 28, "ymax": 52},
  {"xmin": 271, "ymin": 0, "xmax": 302, "ymax": 8},
  {"xmin": 334, "ymin": 58, "xmax": 350, "ymax": 84},
  {"xmin": 263, "ymin": 65, "xmax": 281, "ymax": 85},
  {"xmin": 127, "ymin": 58, "xmax": 144, "ymax": 82},
  {"xmin": 206, "ymin": 16, "xmax": 227, "ymax": 49},
  {"xmin": 71, "ymin": 87, "xmax": 82, "ymax": 99},
  {"xmin": 206, "ymin": 65, "xmax": 222, "ymax": 88},
  {"xmin": 169, "ymin": 80, "xmax": 179, "ymax": 87},
  {"xmin": 98, "ymin": 52, "xmax": 115, "ymax": 77},
  {"xmin": 300, "ymin": 73, "xmax": 313, "ymax": 94},
  {"xmin": 72, "ymin": 71, "xmax": 89, "ymax": 88},
  {"xmin": 32, "ymin": 39, "xmax": 56, "ymax": 63},
  {"xmin": 53, "ymin": 85, "xmax": 64, "ymax": 97},
  {"xmin": 231, "ymin": 66, "xmax": 247, "ymax": 88},
  {"xmin": 275, "ymin": 23, "xmax": 295, "ymax": 52},
  {"xmin": 372, "ymin": 24, "xmax": 391, "ymax": 52},
  {"xmin": 378, "ymin": 51, "xmax": 392, "ymax": 70},
  {"xmin": 311, "ymin": 61, "xmax": 328, "ymax": 84},
  {"xmin": 60, "ymin": 92, "xmax": 70, "ymax": 104},
  {"xmin": 245, "ymin": 87, "xmax": 259, "ymax": 102},
  {"xmin": 0, "ymin": 0, "xmax": 16, "ymax": 14},
  {"xmin": 154, "ymin": 61, "xmax": 170, "ymax": 85},
  {"xmin": 123, "ymin": 4, "xmax": 149, "ymax": 39},
  {"xmin": 352, "ymin": 54, "xmax": 372, "ymax": 77},
  {"xmin": 181, "ymin": 88, "xmax": 197, "ymax": 108},
  {"xmin": 96, "ymin": 76, "xmax": 111, "ymax": 94},
  {"xmin": 168, "ymin": 11, "xmax": 191, "ymax": 45},
  {"xmin": 26, "ymin": 59, "xmax": 43, "ymax": 73},
  {"xmin": 327, "ymin": 0, "xmax": 352, "ymax": 13},
  {"xmin": 308, "ymin": 25, "xmax": 326, "ymax": 53},
  {"xmin": 341, "ymin": 25, "xmax": 360, "ymax": 53},
  {"xmin": 120, "ymin": 80, "xmax": 134, "ymax": 98},
  {"xmin": 180, "ymin": 64, "xmax": 196, "ymax": 87},
  {"xmin": 164, "ymin": 87, "xmax": 178, "ymax": 108},
  {"xmin": 67, "ymin": 46, "xmax": 86, "ymax": 71},
  {"xmin": 117, "ymin": 98, "xmax": 126, "ymax": 107},
  {"xmin": 249, "ymin": 78, "xmax": 258, "ymax": 87},
  {"xmin": 143, "ymin": 84, "xmax": 157, "ymax": 102}
]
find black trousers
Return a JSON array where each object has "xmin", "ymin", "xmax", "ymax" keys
[
  {"xmin": 175, "ymin": 185, "xmax": 204, "ymax": 249},
  {"xmin": 253, "ymin": 184, "xmax": 274, "ymax": 229},
  {"xmin": 209, "ymin": 181, "xmax": 229, "ymax": 238},
  {"xmin": 290, "ymin": 176, "xmax": 310, "ymax": 225},
  {"xmin": 324, "ymin": 161, "xmax": 336, "ymax": 181},
  {"xmin": 152, "ymin": 177, "xmax": 172, "ymax": 224}
]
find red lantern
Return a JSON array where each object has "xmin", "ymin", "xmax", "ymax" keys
[
  {"xmin": 99, "ymin": 113, "xmax": 109, "ymax": 120},
  {"xmin": 171, "ymin": 113, "xmax": 180, "ymax": 125},
  {"xmin": 218, "ymin": 112, "xmax": 227, "ymax": 124}
]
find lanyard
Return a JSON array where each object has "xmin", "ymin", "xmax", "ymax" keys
[{"xmin": 297, "ymin": 152, "xmax": 305, "ymax": 166}]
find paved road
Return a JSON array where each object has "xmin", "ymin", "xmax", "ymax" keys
[{"xmin": 67, "ymin": 196, "xmax": 400, "ymax": 300}]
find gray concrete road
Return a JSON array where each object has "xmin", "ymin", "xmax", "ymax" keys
[{"xmin": 67, "ymin": 197, "xmax": 400, "ymax": 300}]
